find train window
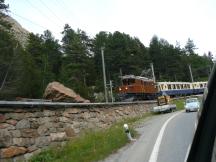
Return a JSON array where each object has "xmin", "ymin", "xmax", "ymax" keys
[
  {"xmin": 177, "ymin": 85, "xmax": 180, "ymax": 89},
  {"xmin": 128, "ymin": 79, "xmax": 135, "ymax": 85},
  {"xmin": 160, "ymin": 85, "xmax": 163, "ymax": 90},
  {"xmin": 122, "ymin": 79, "xmax": 128, "ymax": 85},
  {"xmin": 173, "ymin": 85, "xmax": 176, "ymax": 89},
  {"xmin": 168, "ymin": 85, "xmax": 171, "ymax": 89}
]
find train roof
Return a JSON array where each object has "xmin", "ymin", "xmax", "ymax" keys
[
  {"xmin": 121, "ymin": 75, "xmax": 153, "ymax": 81},
  {"xmin": 157, "ymin": 82, "xmax": 190, "ymax": 84},
  {"xmin": 121, "ymin": 75, "xmax": 207, "ymax": 84},
  {"xmin": 157, "ymin": 81, "xmax": 207, "ymax": 84}
]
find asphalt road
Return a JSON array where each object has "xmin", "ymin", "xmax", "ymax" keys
[{"xmin": 100, "ymin": 111, "xmax": 197, "ymax": 162}]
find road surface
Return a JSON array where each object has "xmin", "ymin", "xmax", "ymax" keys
[{"xmin": 100, "ymin": 111, "xmax": 197, "ymax": 162}]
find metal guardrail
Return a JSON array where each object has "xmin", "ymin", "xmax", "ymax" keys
[
  {"xmin": 0, "ymin": 95, "xmax": 202, "ymax": 108},
  {"xmin": 0, "ymin": 94, "xmax": 203, "ymax": 108},
  {"xmin": 0, "ymin": 100, "xmax": 157, "ymax": 108}
]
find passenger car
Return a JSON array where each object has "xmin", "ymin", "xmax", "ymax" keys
[
  {"xmin": 186, "ymin": 63, "xmax": 216, "ymax": 162},
  {"xmin": 184, "ymin": 98, "xmax": 200, "ymax": 112},
  {"xmin": 117, "ymin": 75, "xmax": 207, "ymax": 101}
]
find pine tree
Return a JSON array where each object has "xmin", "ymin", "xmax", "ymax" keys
[
  {"xmin": 0, "ymin": 0, "xmax": 25, "ymax": 99},
  {"xmin": 60, "ymin": 24, "xmax": 94, "ymax": 99},
  {"xmin": 185, "ymin": 38, "xmax": 197, "ymax": 55}
]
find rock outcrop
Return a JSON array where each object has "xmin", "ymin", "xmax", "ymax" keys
[
  {"xmin": 43, "ymin": 82, "xmax": 90, "ymax": 103},
  {"xmin": 3, "ymin": 15, "xmax": 29, "ymax": 47}
]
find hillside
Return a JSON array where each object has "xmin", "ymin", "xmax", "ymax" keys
[{"xmin": 3, "ymin": 15, "xmax": 29, "ymax": 46}]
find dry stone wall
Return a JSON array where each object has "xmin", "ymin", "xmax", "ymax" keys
[{"xmin": 0, "ymin": 102, "xmax": 156, "ymax": 161}]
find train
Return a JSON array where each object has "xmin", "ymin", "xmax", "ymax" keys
[{"xmin": 117, "ymin": 75, "xmax": 207, "ymax": 101}]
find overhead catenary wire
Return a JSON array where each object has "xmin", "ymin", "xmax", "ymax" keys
[
  {"xmin": 10, "ymin": 11, "xmax": 60, "ymax": 36},
  {"xmin": 25, "ymin": 0, "xmax": 62, "ymax": 28},
  {"xmin": 38, "ymin": 0, "xmax": 65, "ymax": 24},
  {"xmin": 10, "ymin": 12, "xmax": 47, "ymax": 30},
  {"xmin": 54, "ymin": 0, "xmax": 80, "ymax": 26},
  {"xmin": 57, "ymin": 0, "xmax": 73, "ymax": 15}
]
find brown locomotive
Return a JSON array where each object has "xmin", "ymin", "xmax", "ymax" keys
[{"xmin": 117, "ymin": 75, "xmax": 158, "ymax": 100}]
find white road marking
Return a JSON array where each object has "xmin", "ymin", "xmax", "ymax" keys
[
  {"xmin": 184, "ymin": 144, "xmax": 191, "ymax": 162},
  {"xmin": 194, "ymin": 120, "xmax": 197, "ymax": 130},
  {"xmin": 148, "ymin": 112, "xmax": 182, "ymax": 162}
]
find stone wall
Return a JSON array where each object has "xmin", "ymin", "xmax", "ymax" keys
[{"xmin": 0, "ymin": 102, "xmax": 156, "ymax": 161}]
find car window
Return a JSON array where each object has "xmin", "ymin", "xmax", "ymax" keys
[{"xmin": 186, "ymin": 98, "xmax": 198, "ymax": 103}]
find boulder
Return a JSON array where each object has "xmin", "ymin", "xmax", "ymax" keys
[{"xmin": 43, "ymin": 82, "xmax": 90, "ymax": 103}]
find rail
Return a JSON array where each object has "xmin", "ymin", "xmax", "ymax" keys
[{"xmin": 0, "ymin": 100, "xmax": 157, "ymax": 108}]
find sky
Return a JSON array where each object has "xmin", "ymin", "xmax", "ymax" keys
[{"xmin": 5, "ymin": 0, "xmax": 216, "ymax": 57}]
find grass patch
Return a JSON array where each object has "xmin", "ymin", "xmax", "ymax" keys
[
  {"xmin": 171, "ymin": 98, "xmax": 185, "ymax": 110},
  {"xmin": 29, "ymin": 113, "xmax": 153, "ymax": 162}
]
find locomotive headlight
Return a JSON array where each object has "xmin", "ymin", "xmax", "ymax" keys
[
  {"xmin": 119, "ymin": 87, "xmax": 122, "ymax": 91},
  {"xmin": 125, "ymin": 87, "xmax": 128, "ymax": 90}
]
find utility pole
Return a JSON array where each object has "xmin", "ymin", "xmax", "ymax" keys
[
  {"xmin": 150, "ymin": 63, "xmax": 156, "ymax": 82},
  {"xmin": 188, "ymin": 64, "xmax": 194, "ymax": 82},
  {"xmin": 109, "ymin": 80, "xmax": 114, "ymax": 102},
  {"xmin": 101, "ymin": 47, "xmax": 108, "ymax": 103}
]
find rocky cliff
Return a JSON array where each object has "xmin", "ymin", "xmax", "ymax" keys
[{"xmin": 3, "ymin": 15, "xmax": 29, "ymax": 47}]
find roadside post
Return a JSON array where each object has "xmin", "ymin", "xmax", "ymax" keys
[{"xmin": 123, "ymin": 124, "xmax": 136, "ymax": 141}]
